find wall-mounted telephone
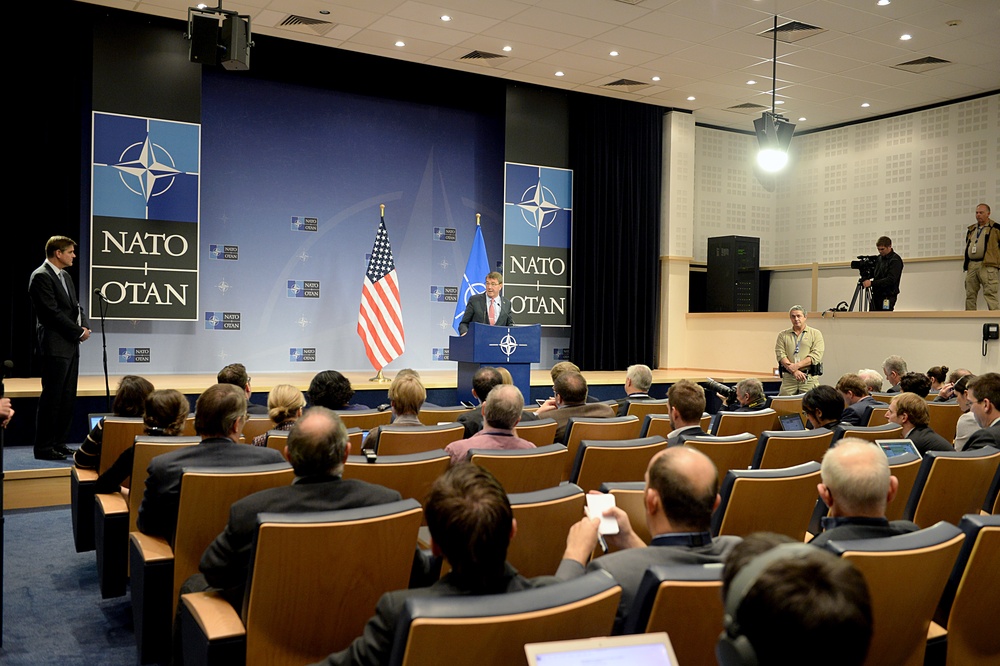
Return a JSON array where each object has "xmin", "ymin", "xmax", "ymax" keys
[{"xmin": 983, "ymin": 323, "xmax": 999, "ymax": 357}]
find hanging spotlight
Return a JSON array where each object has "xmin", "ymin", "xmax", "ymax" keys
[{"xmin": 754, "ymin": 16, "xmax": 795, "ymax": 172}]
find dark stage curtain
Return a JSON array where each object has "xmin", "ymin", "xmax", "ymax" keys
[{"xmin": 568, "ymin": 96, "xmax": 663, "ymax": 371}]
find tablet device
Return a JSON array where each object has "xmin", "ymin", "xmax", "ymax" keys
[
  {"xmin": 779, "ymin": 413, "xmax": 806, "ymax": 431},
  {"xmin": 878, "ymin": 439, "xmax": 920, "ymax": 458},
  {"xmin": 525, "ymin": 632, "xmax": 678, "ymax": 666}
]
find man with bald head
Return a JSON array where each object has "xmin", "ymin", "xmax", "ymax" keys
[
  {"xmin": 444, "ymin": 384, "xmax": 536, "ymax": 465},
  {"xmin": 809, "ymin": 438, "xmax": 919, "ymax": 548},
  {"xmin": 555, "ymin": 447, "xmax": 741, "ymax": 631}
]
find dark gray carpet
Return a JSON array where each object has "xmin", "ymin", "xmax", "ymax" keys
[{"xmin": 2, "ymin": 506, "xmax": 136, "ymax": 664}]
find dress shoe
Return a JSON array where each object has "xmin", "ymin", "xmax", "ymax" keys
[
  {"xmin": 35, "ymin": 449, "xmax": 68, "ymax": 461},
  {"xmin": 55, "ymin": 445, "xmax": 77, "ymax": 456}
]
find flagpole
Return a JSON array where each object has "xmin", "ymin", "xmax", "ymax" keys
[{"xmin": 369, "ymin": 203, "xmax": 391, "ymax": 383}]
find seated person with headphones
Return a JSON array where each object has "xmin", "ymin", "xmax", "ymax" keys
[{"xmin": 717, "ymin": 533, "xmax": 872, "ymax": 666}]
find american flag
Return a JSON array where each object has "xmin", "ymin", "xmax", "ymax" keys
[{"xmin": 357, "ymin": 213, "xmax": 404, "ymax": 370}]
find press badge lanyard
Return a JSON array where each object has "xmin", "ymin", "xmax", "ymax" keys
[
  {"xmin": 793, "ymin": 330, "xmax": 805, "ymax": 362},
  {"xmin": 971, "ymin": 225, "xmax": 986, "ymax": 254}
]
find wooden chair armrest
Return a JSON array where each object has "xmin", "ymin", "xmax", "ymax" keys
[
  {"xmin": 73, "ymin": 468, "xmax": 99, "ymax": 483},
  {"xmin": 182, "ymin": 591, "xmax": 246, "ymax": 640},
  {"xmin": 130, "ymin": 531, "xmax": 174, "ymax": 563},
  {"xmin": 95, "ymin": 492, "xmax": 129, "ymax": 516}
]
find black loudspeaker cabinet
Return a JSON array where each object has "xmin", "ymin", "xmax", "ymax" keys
[{"xmin": 707, "ymin": 236, "xmax": 760, "ymax": 312}]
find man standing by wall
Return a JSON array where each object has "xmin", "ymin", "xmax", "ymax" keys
[
  {"xmin": 774, "ymin": 306, "xmax": 824, "ymax": 396},
  {"xmin": 862, "ymin": 236, "xmax": 903, "ymax": 311},
  {"xmin": 28, "ymin": 236, "xmax": 91, "ymax": 460},
  {"xmin": 964, "ymin": 203, "xmax": 999, "ymax": 311}
]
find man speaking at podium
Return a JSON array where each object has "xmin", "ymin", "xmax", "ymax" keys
[{"xmin": 458, "ymin": 272, "xmax": 514, "ymax": 335}]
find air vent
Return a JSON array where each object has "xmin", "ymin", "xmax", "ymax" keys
[
  {"xmin": 759, "ymin": 20, "xmax": 826, "ymax": 43},
  {"xmin": 892, "ymin": 56, "xmax": 951, "ymax": 73},
  {"xmin": 458, "ymin": 50, "xmax": 508, "ymax": 66},
  {"xmin": 278, "ymin": 15, "xmax": 335, "ymax": 36},
  {"xmin": 602, "ymin": 78, "xmax": 649, "ymax": 92},
  {"xmin": 727, "ymin": 102, "xmax": 769, "ymax": 114}
]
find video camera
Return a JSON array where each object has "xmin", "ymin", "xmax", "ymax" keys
[{"xmin": 850, "ymin": 255, "xmax": 878, "ymax": 281}]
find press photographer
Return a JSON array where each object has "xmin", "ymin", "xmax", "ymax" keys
[
  {"xmin": 707, "ymin": 377, "xmax": 768, "ymax": 412},
  {"xmin": 854, "ymin": 236, "xmax": 903, "ymax": 311}
]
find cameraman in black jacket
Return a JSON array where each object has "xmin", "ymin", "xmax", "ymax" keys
[{"xmin": 862, "ymin": 236, "xmax": 903, "ymax": 311}]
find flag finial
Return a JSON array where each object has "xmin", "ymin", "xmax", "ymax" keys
[
  {"xmin": 476, "ymin": 213, "xmax": 481, "ymax": 226},
  {"xmin": 380, "ymin": 203, "xmax": 385, "ymax": 218}
]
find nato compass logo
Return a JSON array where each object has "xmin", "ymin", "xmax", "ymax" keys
[
  {"xmin": 290, "ymin": 348, "xmax": 316, "ymax": 362},
  {"xmin": 209, "ymin": 245, "xmax": 239, "ymax": 260},
  {"xmin": 553, "ymin": 348, "xmax": 570, "ymax": 361},
  {"xmin": 504, "ymin": 164, "xmax": 572, "ymax": 248},
  {"xmin": 488, "ymin": 329, "xmax": 526, "ymax": 361},
  {"xmin": 431, "ymin": 348, "xmax": 450, "ymax": 361},
  {"xmin": 433, "ymin": 227, "xmax": 457, "ymax": 241},
  {"xmin": 430, "ymin": 286, "xmax": 458, "ymax": 303},
  {"xmin": 291, "ymin": 217, "xmax": 318, "ymax": 232},
  {"xmin": 92, "ymin": 113, "xmax": 200, "ymax": 222},
  {"xmin": 287, "ymin": 281, "xmax": 320, "ymax": 298},
  {"xmin": 119, "ymin": 347, "xmax": 151, "ymax": 363},
  {"xmin": 205, "ymin": 312, "xmax": 241, "ymax": 330}
]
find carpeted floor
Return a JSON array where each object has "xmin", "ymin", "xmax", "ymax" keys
[{"xmin": 1, "ymin": 506, "xmax": 136, "ymax": 664}]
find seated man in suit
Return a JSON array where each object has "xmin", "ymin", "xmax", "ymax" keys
[
  {"xmin": 445, "ymin": 385, "xmax": 536, "ymax": 466},
  {"xmin": 458, "ymin": 271, "xmax": 513, "ymax": 334},
  {"xmin": 836, "ymin": 373, "xmax": 881, "ymax": 427},
  {"xmin": 898, "ymin": 372, "xmax": 932, "ymax": 398},
  {"xmin": 966, "ymin": 372, "xmax": 1000, "ymax": 449},
  {"xmin": 217, "ymin": 362, "xmax": 268, "ymax": 415},
  {"xmin": 857, "ymin": 368, "xmax": 885, "ymax": 395},
  {"xmin": 556, "ymin": 446, "xmax": 741, "ymax": 632},
  {"xmin": 457, "ymin": 367, "xmax": 536, "ymax": 439},
  {"xmin": 882, "ymin": 355, "xmax": 907, "ymax": 393},
  {"xmin": 535, "ymin": 371, "xmax": 616, "ymax": 442},
  {"xmin": 615, "ymin": 364, "xmax": 656, "ymax": 416},
  {"xmin": 314, "ymin": 464, "xmax": 557, "ymax": 666},
  {"xmin": 720, "ymin": 534, "xmax": 872, "ymax": 666},
  {"xmin": 550, "ymin": 360, "xmax": 601, "ymax": 403},
  {"xmin": 885, "ymin": 392, "xmax": 953, "ymax": 455},
  {"xmin": 808, "ymin": 438, "xmax": 919, "ymax": 548},
  {"xmin": 185, "ymin": 406, "xmax": 403, "ymax": 610},
  {"xmin": 136, "ymin": 383, "xmax": 286, "ymax": 543},
  {"xmin": 665, "ymin": 379, "xmax": 708, "ymax": 446}
]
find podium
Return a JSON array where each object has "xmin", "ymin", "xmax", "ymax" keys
[{"xmin": 449, "ymin": 323, "xmax": 541, "ymax": 403}]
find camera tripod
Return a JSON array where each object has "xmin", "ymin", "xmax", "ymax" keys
[{"xmin": 849, "ymin": 279, "xmax": 872, "ymax": 312}]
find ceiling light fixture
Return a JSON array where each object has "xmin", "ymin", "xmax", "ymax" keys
[
  {"xmin": 900, "ymin": 34, "xmax": 911, "ymax": 40},
  {"xmin": 754, "ymin": 16, "xmax": 795, "ymax": 173},
  {"xmin": 395, "ymin": 41, "xmax": 405, "ymax": 47},
  {"xmin": 652, "ymin": 76, "xmax": 661, "ymax": 82},
  {"xmin": 502, "ymin": 45, "xmax": 512, "ymax": 52},
  {"xmin": 555, "ymin": 71, "xmax": 564, "ymax": 77},
  {"xmin": 687, "ymin": 96, "xmax": 696, "ymax": 101},
  {"xmin": 747, "ymin": 79, "xmax": 756, "ymax": 85},
  {"xmin": 441, "ymin": 15, "xmax": 451, "ymax": 22},
  {"xmin": 877, "ymin": 0, "xmax": 890, "ymax": 6}
]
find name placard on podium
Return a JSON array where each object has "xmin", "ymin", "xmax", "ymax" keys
[{"xmin": 449, "ymin": 323, "xmax": 541, "ymax": 403}]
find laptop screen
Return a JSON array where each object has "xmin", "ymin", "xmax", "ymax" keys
[
  {"xmin": 779, "ymin": 413, "xmax": 805, "ymax": 431},
  {"xmin": 89, "ymin": 413, "xmax": 111, "ymax": 431},
  {"xmin": 878, "ymin": 439, "xmax": 920, "ymax": 458},
  {"xmin": 526, "ymin": 633, "xmax": 677, "ymax": 666}
]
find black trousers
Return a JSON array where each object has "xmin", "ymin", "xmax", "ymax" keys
[{"xmin": 34, "ymin": 352, "xmax": 79, "ymax": 453}]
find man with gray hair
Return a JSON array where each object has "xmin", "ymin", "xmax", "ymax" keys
[
  {"xmin": 191, "ymin": 406, "xmax": 403, "ymax": 610},
  {"xmin": 857, "ymin": 368, "xmax": 885, "ymax": 395},
  {"xmin": 808, "ymin": 438, "xmax": 919, "ymax": 548},
  {"xmin": 720, "ymin": 378, "xmax": 768, "ymax": 412},
  {"xmin": 616, "ymin": 363, "xmax": 656, "ymax": 415},
  {"xmin": 775, "ymin": 305, "xmax": 824, "ymax": 395},
  {"xmin": 882, "ymin": 355, "xmax": 907, "ymax": 393},
  {"xmin": 445, "ymin": 384, "xmax": 536, "ymax": 465}
]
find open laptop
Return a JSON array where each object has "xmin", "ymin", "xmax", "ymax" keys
[
  {"xmin": 88, "ymin": 412, "xmax": 112, "ymax": 431},
  {"xmin": 525, "ymin": 632, "xmax": 678, "ymax": 666},
  {"xmin": 877, "ymin": 438, "xmax": 921, "ymax": 459},
  {"xmin": 778, "ymin": 412, "xmax": 806, "ymax": 431}
]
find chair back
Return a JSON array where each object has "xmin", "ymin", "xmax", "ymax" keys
[
  {"xmin": 171, "ymin": 463, "xmax": 295, "ymax": 617},
  {"xmin": 263, "ymin": 430, "xmax": 289, "ymax": 454},
  {"xmin": 182, "ymin": 414, "xmax": 196, "ymax": 436},
  {"xmin": 335, "ymin": 409, "xmax": 391, "ymax": 431},
  {"xmin": 507, "ymin": 484, "xmax": 585, "ymax": 577},
  {"xmin": 346, "ymin": 427, "xmax": 363, "ymax": 450},
  {"xmin": 751, "ymin": 428, "xmax": 833, "ymax": 469},
  {"xmin": 826, "ymin": 522, "xmax": 965, "ymax": 666},
  {"xmin": 417, "ymin": 406, "xmax": 474, "ymax": 425},
  {"xmin": 904, "ymin": 446, "xmax": 1000, "ymax": 528},
  {"xmin": 99, "ymin": 417, "xmax": 147, "ymax": 476},
  {"xmin": 562, "ymin": 416, "xmax": 641, "ymax": 480},
  {"xmin": 713, "ymin": 409, "xmax": 776, "ymax": 439},
  {"xmin": 767, "ymin": 393, "xmax": 804, "ymax": 419},
  {"xmin": 885, "ymin": 451, "xmax": 923, "ymax": 521},
  {"xmin": 343, "ymin": 450, "xmax": 450, "ymax": 507},
  {"xmin": 926, "ymin": 402, "xmax": 960, "ymax": 444},
  {"xmin": 871, "ymin": 392, "xmax": 895, "ymax": 404},
  {"xmin": 640, "ymin": 414, "xmax": 673, "ymax": 438},
  {"xmin": 985, "ymin": 463, "xmax": 1000, "ymax": 514},
  {"xmin": 468, "ymin": 444, "xmax": 567, "ymax": 494},
  {"xmin": 388, "ymin": 571, "xmax": 621, "ymax": 666},
  {"xmin": 624, "ymin": 564, "xmax": 724, "ymax": 666},
  {"xmin": 837, "ymin": 423, "xmax": 902, "ymax": 443},
  {"xmin": 243, "ymin": 500, "xmax": 423, "ymax": 664},
  {"xmin": 936, "ymin": 515, "xmax": 1000, "ymax": 666},
  {"xmin": 377, "ymin": 423, "xmax": 466, "ymax": 456},
  {"xmin": 866, "ymin": 405, "xmax": 889, "ymax": 426},
  {"xmin": 599, "ymin": 482, "xmax": 650, "ymax": 546},
  {"xmin": 128, "ymin": 437, "xmax": 201, "ymax": 531},
  {"xmin": 712, "ymin": 462, "xmax": 822, "ymax": 540},
  {"xmin": 241, "ymin": 417, "xmax": 277, "ymax": 444},
  {"xmin": 512, "ymin": 417, "xmax": 557, "ymax": 447},
  {"xmin": 684, "ymin": 433, "xmax": 757, "ymax": 476},
  {"xmin": 625, "ymin": 399, "xmax": 670, "ymax": 419},
  {"xmin": 569, "ymin": 436, "xmax": 667, "ymax": 493}
]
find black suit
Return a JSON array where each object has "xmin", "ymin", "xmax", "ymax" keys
[
  {"xmin": 809, "ymin": 516, "xmax": 919, "ymax": 548},
  {"xmin": 840, "ymin": 395, "xmax": 881, "ymax": 427},
  {"xmin": 197, "ymin": 475, "xmax": 402, "ymax": 609},
  {"xmin": 905, "ymin": 425, "xmax": 954, "ymax": 455},
  {"xmin": 136, "ymin": 437, "xmax": 287, "ymax": 543},
  {"xmin": 458, "ymin": 293, "xmax": 514, "ymax": 334},
  {"xmin": 965, "ymin": 421, "xmax": 1000, "ymax": 450},
  {"xmin": 28, "ymin": 261, "xmax": 88, "ymax": 455}
]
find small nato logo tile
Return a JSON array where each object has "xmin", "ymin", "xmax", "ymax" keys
[
  {"xmin": 431, "ymin": 348, "xmax": 450, "ymax": 361},
  {"xmin": 205, "ymin": 312, "xmax": 241, "ymax": 330},
  {"xmin": 433, "ymin": 227, "xmax": 457, "ymax": 241},
  {"xmin": 553, "ymin": 348, "xmax": 570, "ymax": 361},
  {"xmin": 430, "ymin": 286, "xmax": 459, "ymax": 302},
  {"xmin": 209, "ymin": 245, "xmax": 239, "ymax": 260},
  {"xmin": 287, "ymin": 280, "xmax": 320, "ymax": 298},
  {"xmin": 119, "ymin": 347, "xmax": 151, "ymax": 363},
  {"xmin": 291, "ymin": 217, "xmax": 318, "ymax": 232},
  {"xmin": 290, "ymin": 348, "xmax": 316, "ymax": 362}
]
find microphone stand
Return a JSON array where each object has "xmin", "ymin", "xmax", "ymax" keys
[{"xmin": 94, "ymin": 290, "xmax": 111, "ymax": 411}]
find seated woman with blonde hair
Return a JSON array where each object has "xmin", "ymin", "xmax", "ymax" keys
[{"xmin": 252, "ymin": 384, "xmax": 306, "ymax": 447}]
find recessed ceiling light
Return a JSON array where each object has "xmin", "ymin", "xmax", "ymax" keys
[
  {"xmin": 775, "ymin": 100, "xmax": 784, "ymax": 104},
  {"xmin": 861, "ymin": 102, "xmax": 870, "ymax": 108},
  {"xmin": 395, "ymin": 41, "xmax": 405, "ymax": 47},
  {"xmin": 609, "ymin": 51, "xmax": 619, "ymax": 57},
  {"xmin": 555, "ymin": 71, "xmax": 564, "ymax": 77},
  {"xmin": 441, "ymin": 15, "xmax": 451, "ymax": 22},
  {"xmin": 900, "ymin": 34, "xmax": 912, "ymax": 40},
  {"xmin": 502, "ymin": 45, "xmax": 512, "ymax": 52},
  {"xmin": 319, "ymin": 9, "xmax": 329, "ymax": 15},
  {"xmin": 877, "ymin": 0, "xmax": 890, "ymax": 5},
  {"xmin": 747, "ymin": 80, "xmax": 756, "ymax": 85},
  {"xmin": 196, "ymin": 3, "xmax": 207, "ymax": 8},
  {"xmin": 652, "ymin": 76, "xmax": 661, "ymax": 82},
  {"xmin": 687, "ymin": 96, "xmax": 696, "ymax": 101},
  {"xmin": 798, "ymin": 117, "xmax": 806, "ymax": 122}
]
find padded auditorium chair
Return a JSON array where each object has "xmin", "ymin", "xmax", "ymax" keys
[
  {"xmin": 825, "ymin": 522, "xmax": 965, "ymax": 666},
  {"xmin": 343, "ymin": 449, "xmax": 450, "ymax": 511},
  {"xmin": 835, "ymin": 422, "xmax": 902, "ymax": 443},
  {"xmin": 129, "ymin": 462, "xmax": 295, "ymax": 664},
  {"xmin": 903, "ymin": 446, "xmax": 1000, "ymax": 528},
  {"xmin": 386, "ymin": 570, "xmax": 621, "ymax": 666},
  {"xmin": 926, "ymin": 401, "xmax": 960, "ymax": 444},
  {"xmin": 180, "ymin": 500, "xmax": 423, "ymax": 666},
  {"xmin": 623, "ymin": 563, "xmax": 724, "ymax": 666},
  {"xmin": 239, "ymin": 416, "xmax": 276, "ymax": 444},
  {"xmin": 712, "ymin": 462, "xmax": 822, "ymax": 540},
  {"xmin": 467, "ymin": 444, "xmax": 567, "ymax": 494},
  {"xmin": 639, "ymin": 413, "xmax": 712, "ymax": 439},
  {"xmin": 374, "ymin": 423, "xmax": 466, "ymax": 456},
  {"xmin": 625, "ymin": 399, "xmax": 670, "ymax": 419},
  {"xmin": 750, "ymin": 427, "xmax": 833, "ymax": 469},
  {"xmin": 684, "ymin": 433, "xmax": 757, "ymax": 476},
  {"xmin": 506, "ymin": 484, "xmax": 585, "ymax": 578},
  {"xmin": 984, "ymin": 463, "xmax": 1000, "ymax": 515},
  {"xmin": 568, "ymin": 436, "xmax": 667, "ymax": 493},
  {"xmin": 561, "ymin": 416, "xmax": 641, "ymax": 480},
  {"xmin": 334, "ymin": 409, "xmax": 391, "ymax": 431},
  {"xmin": 512, "ymin": 417, "xmax": 558, "ymax": 447},
  {"xmin": 866, "ymin": 405, "xmax": 890, "ymax": 426},
  {"xmin": 711, "ymin": 408, "xmax": 776, "ymax": 439},
  {"xmin": 765, "ymin": 394, "xmax": 804, "ymax": 426},
  {"xmin": 598, "ymin": 482, "xmax": 650, "ymax": 547},
  {"xmin": 417, "ymin": 405, "xmax": 474, "ymax": 425}
]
